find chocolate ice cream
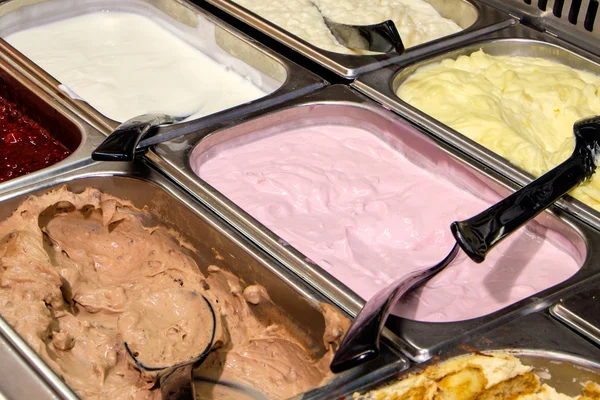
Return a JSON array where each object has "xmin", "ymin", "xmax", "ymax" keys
[{"xmin": 0, "ymin": 187, "xmax": 345, "ymax": 399}]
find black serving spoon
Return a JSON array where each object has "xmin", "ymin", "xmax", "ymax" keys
[
  {"xmin": 124, "ymin": 292, "xmax": 216, "ymax": 399},
  {"xmin": 311, "ymin": 2, "xmax": 405, "ymax": 54},
  {"xmin": 92, "ymin": 113, "xmax": 190, "ymax": 162},
  {"xmin": 324, "ymin": 18, "xmax": 405, "ymax": 54},
  {"xmin": 330, "ymin": 116, "xmax": 600, "ymax": 373}
]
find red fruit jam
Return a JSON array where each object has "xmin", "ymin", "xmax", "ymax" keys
[{"xmin": 0, "ymin": 96, "xmax": 70, "ymax": 182}]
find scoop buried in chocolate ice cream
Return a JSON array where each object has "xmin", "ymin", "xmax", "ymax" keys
[
  {"xmin": 0, "ymin": 187, "xmax": 346, "ymax": 399},
  {"xmin": 120, "ymin": 288, "xmax": 216, "ymax": 370}
]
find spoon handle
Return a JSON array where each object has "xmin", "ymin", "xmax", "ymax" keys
[
  {"xmin": 330, "ymin": 245, "xmax": 460, "ymax": 373},
  {"xmin": 451, "ymin": 147, "xmax": 596, "ymax": 263},
  {"xmin": 92, "ymin": 114, "xmax": 178, "ymax": 162},
  {"xmin": 160, "ymin": 363, "xmax": 195, "ymax": 400}
]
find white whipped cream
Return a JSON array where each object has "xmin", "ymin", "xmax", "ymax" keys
[{"xmin": 5, "ymin": 11, "xmax": 269, "ymax": 122}]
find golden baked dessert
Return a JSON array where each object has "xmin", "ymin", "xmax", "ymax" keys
[{"xmin": 355, "ymin": 353, "xmax": 600, "ymax": 400}]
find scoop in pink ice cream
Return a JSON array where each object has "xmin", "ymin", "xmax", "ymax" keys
[{"xmin": 195, "ymin": 124, "xmax": 581, "ymax": 322}]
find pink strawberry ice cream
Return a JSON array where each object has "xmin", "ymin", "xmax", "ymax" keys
[{"xmin": 193, "ymin": 124, "xmax": 581, "ymax": 322}]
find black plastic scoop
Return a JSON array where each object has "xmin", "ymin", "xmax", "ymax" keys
[
  {"xmin": 311, "ymin": 2, "xmax": 405, "ymax": 54},
  {"xmin": 330, "ymin": 116, "xmax": 600, "ymax": 373},
  {"xmin": 92, "ymin": 113, "xmax": 189, "ymax": 162},
  {"xmin": 324, "ymin": 18, "xmax": 405, "ymax": 54},
  {"xmin": 124, "ymin": 292, "xmax": 216, "ymax": 399},
  {"xmin": 124, "ymin": 291, "xmax": 269, "ymax": 399}
]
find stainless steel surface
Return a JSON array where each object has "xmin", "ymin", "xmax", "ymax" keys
[
  {"xmin": 352, "ymin": 24, "xmax": 600, "ymax": 234},
  {"xmin": 198, "ymin": 0, "xmax": 515, "ymax": 77},
  {"xmin": 339, "ymin": 312, "xmax": 600, "ymax": 399},
  {"xmin": 0, "ymin": 0, "xmax": 327, "ymax": 138},
  {"xmin": 148, "ymin": 84, "xmax": 600, "ymax": 363},
  {"xmin": 550, "ymin": 284, "xmax": 600, "ymax": 346},
  {"xmin": 334, "ymin": 113, "xmax": 600, "ymax": 372},
  {"xmin": 0, "ymin": 52, "xmax": 105, "ymax": 194},
  {"xmin": 0, "ymin": 159, "xmax": 407, "ymax": 399},
  {"xmin": 0, "ymin": 315, "xmax": 78, "ymax": 400},
  {"xmin": 0, "ymin": 323, "xmax": 66, "ymax": 400},
  {"xmin": 477, "ymin": 0, "xmax": 600, "ymax": 57}
]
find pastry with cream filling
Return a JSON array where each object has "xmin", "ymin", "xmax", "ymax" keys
[{"xmin": 355, "ymin": 353, "xmax": 600, "ymax": 400}]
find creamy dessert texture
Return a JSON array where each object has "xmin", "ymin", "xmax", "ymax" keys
[
  {"xmin": 355, "ymin": 353, "xmax": 600, "ymax": 400},
  {"xmin": 195, "ymin": 124, "xmax": 580, "ymax": 322},
  {"xmin": 0, "ymin": 187, "xmax": 344, "ymax": 399},
  {"xmin": 231, "ymin": 0, "xmax": 462, "ymax": 53},
  {"xmin": 4, "ymin": 11, "xmax": 267, "ymax": 122},
  {"xmin": 397, "ymin": 50, "xmax": 600, "ymax": 211}
]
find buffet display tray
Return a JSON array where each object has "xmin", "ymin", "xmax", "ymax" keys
[
  {"xmin": 147, "ymin": 85, "xmax": 600, "ymax": 362},
  {"xmin": 0, "ymin": 0, "xmax": 327, "ymax": 143},
  {"xmin": 551, "ymin": 282, "xmax": 600, "ymax": 347},
  {"xmin": 318, "ymin": 311, "xmax": 600, "ymax": 399},
  {"xmin": 0, "ymin": 159, "xmax": 406, "ymax": 399},
  {"xmin": 478, "ymin": 0, "xmax": 600, "ymax": 58},
  {"xmin": 193, "ymin": 0, "xmax": 515, "ymax": 78},
  {"xmin": 351, "ymin": 23, "xmax": 600, "ymax": 234}
]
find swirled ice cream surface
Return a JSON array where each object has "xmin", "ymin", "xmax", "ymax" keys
[
  {"xmin": 0, "ymin": 187, "xmax": 344, "ymax": 399},
  {"xmin": 397, "ymin": 50, "xmax": 600, "ymax": 211},
  {"xmin": 195, "ymin": 124, "xmax": 580, "ymax": 322},
  {"xmin": 231, "ymin": 0, "xmax": 462, "ymax": 54},
  {"xmin": 4, "ymin": 11, "xmax": 268, "ymax": 122}
]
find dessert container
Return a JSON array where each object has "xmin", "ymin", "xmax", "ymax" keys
[
  {"xmin": 0, "ymin": 49, "xmax": 105, "ymax": 193},
  {"xmin": 352, "ymin": 23, "xmax": 600, "ymax": 234},
  {"xmin": 0, "ymin": 0, "xmax": 327, "ymax": 141},
  {"xmin": 321, "ymin": 311, "xmax": 600, "ymax": 399},
  {"xmin": 147, "ymin": 85, "xmax": 600, "ymax": 362},
  {"xmin": 196, "ymin": 0, "xmax": 516, "ymax": 78},
  {"xmin": 0, "ymin": 159, "xmax": 407, "ymax": 399}
]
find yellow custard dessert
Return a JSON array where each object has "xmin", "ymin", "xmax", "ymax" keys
[{"xmin": 397, "ymin": 50, "xmax": 600, "ymax": 211}]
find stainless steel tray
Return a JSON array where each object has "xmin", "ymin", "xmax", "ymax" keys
[
  {"xmin": 352, "ymin": 23, "xmax": 600, "ymax": 234},
  {"xmin": 196, "ymin": 0, "xmax": 516, "ymax": 78},
  {"xmin": 0, "ymin": 0, "xmax": 327, "ymax": 139},
  {"xmin": 147, "ymin": 84, "xmax": 600, "ymax": 362},
  {"xmin": 0, "ymin": 52, "xmax": 105, "ymax": 194},
  {"xmin": 550, "ymin": 283, "xmax": 600, "ymax": 346},
  {"xmin": 0, "ymin": 159, "xmax": 407, "ymax": 400},
  {"xmin": 324, "ymin": 311, "xmax": 600, "ymax": 399},
  {"xmin": 477, "ymin": 0, "xmax": 600, "ymax": 57},
  {"xmin": 0, "ymin": 317, "xmax": 66, "ymax": 400}
]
